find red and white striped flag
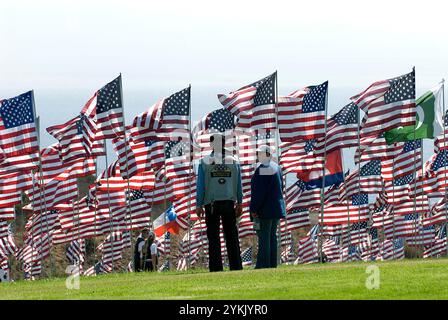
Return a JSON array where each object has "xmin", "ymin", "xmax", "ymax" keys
[
  {"xmin": 81, "ymin": 75, "xmax": 125, "ymax": 140},
  {"xmin": 218, "ymin": 73, "xmax": 277, "ymax": 131},
  {"xmin": 352, "ymin": 70, "xmax": 415, "ymax": 139},
  {"xmin": 132, "ymin": 87, "xmax": 190, "ymax": 142},
  {"xmin": 277, "ymin": 82, "xmax": 327, "ymax": 142}
]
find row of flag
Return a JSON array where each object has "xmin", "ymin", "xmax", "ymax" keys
[{"xmin": 0, "ymin": 68, "xmax": 448, "ymax": 279}]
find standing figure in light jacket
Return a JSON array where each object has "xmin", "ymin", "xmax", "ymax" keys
[
  {"xmin": 250, "ymin": 145, "xmax": 286, "ymax": 269},
  {"xmin": 196, "ymin": 133, "xmax": 243, "ymax": 272}
]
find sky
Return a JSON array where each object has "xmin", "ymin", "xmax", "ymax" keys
[{"xmin": 0, "ymin": 0, "xmax": 447, "ymax": 164}]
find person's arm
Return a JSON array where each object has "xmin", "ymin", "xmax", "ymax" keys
[
  {"xmin": 196, "ymin": 161, "xmax": 205, "ymax": 207},
  {"xmin": 250, "ymin": 167, "xmax": 272, "ymax": 215},
  {"xmin": 138, "ymin": 241, "xmax": 145, "ymax": 259},
  {"xmin": 150, "ymin": 244, "xmax": 158, "ymax": 270},
  {"xmin": 236, "ymin": 163, "xmax": 243, "ymax": 204},
  {"xmin": 196, "ymin": 162, "xmax": 205, "ymax": 217}
]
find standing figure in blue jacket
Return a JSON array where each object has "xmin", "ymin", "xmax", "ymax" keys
[
  {"xmin": 196, "ymin": 133, "xmax": 243, "ymax": 272},
  {"xmin": 250, "ymin": 145, "xmax": 286, "ymax": 269}
]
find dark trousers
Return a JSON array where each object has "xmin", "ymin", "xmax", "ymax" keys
[
  {"xmin": 133, "ymin": 255, "xmax": 142, "ymax": 272},
  {"xmin": 204, "ymin": 200, "xmax": 243, "ymax": 272},
  {"xmin": 255, "ymin": 218, "xmax": 279, "ymax": 269}
]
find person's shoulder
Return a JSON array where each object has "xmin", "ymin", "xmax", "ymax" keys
[
  {"xmin": 224, "ymin": 155, "xmax": 239, "ymax": 164},
  {"xmin": 201, "ymin": 154, "xmax": 214, "ymax": 165}
]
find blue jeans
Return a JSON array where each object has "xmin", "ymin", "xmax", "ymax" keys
[{"xmin": 255, "ymin": 218, "xmax": 279, "ymax": 269}]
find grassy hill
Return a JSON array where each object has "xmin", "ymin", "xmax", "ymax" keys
[{"xmin": 1, "ymin": 258, "xmax": 448, "ymax": 299}]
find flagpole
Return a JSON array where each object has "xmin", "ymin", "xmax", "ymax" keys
[
  {"xmin": 103, "ymin": 139, "xmax": 114, "ymax": 272},
  {"xmin": 93, "ymin": 158, "xmax": 98, "ymax": 268},
  {"xmin": 274, "ymin": 70, "xmax": 283, "ymax": 265},
  {"xmin": 163, "ymin": 178, "xmax": 167, "ymax": 264},
  {"xmin": 356, "ymin": 103, "xmax": 362, "ymax": 255},
  {"xmin": 442, "ymin": 78, "xmax": 448, "ymax": 257},
  {"xmin": 32, "ymin": 91, "xmax": 52, "ymax": 279},
  {"xmin": 118, "ymin": 74, "xmax": 134, "ymax": 260},
  {"xmin": 187, "ymin": 84, "xmax": 192, "ymax": 270},
  {"xmin": 318, "ymin": 82, "xmax": 329, "ymax": 262},
  {"xmin": 418, "ymin": 139, "xmax": 424, "ymax": 255},
  {"xmin": 391, "ymin": 147, "xmax": 396, "ymax": 259},
  {"xmin": 35, "ymin": 116, "xmax": 46, "ymax": 278}
]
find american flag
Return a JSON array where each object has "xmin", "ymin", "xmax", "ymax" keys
[
  {"xmin": 0, "ymin": 171, "xmax": 32, "ymax": 211},
  {"xmin": 384, "ymin": 173, "xmax": 414, "ymax": 205},
  {"xmin": 277, "ymin": 82, "xmax": 328, "ymax": 142},
  {"xmin": 218, "ymin": 73, "xmax": 277, "ymax": 131},
  {"xmin": 383, "ymin": 213, "xmax": 420, "ymax": 239},
  {"xmin": 192, "ymin": 108, "xmax": 236, "ymax": 159},
  {"xmin": 0, "ymin": 91, "xmax": 39, "ymax": 159},
  {"xmin": 24, "ymin": 177, "xmax": 78, "ymax": 213},
  {"xmin": 163, "ymin": 140, "xmax": 191, "ymax": 181},
  {"xmin": 241, "ymin": 247, "xmax": 253, "ymax": 266},
  {"xmin": 381, "ymin": 139, "xmax": 422, "ymax": 181},
  {"xmin": 40, "ymin": 144, "xmax": 95, "ymax": 182},
  {"xmin": 430, "ymin": 150, "xmax": 448, "ymax": 188},
  {"xmin": 16, "ymin": 232, "xmax": 52, "ymax": 267},
  {"xmin": 193, "ymin": 108, "xmax": 236, "ymax": 143},
  {"xmin": 423, "ymin": 225, "xmax": 447, "ymax": 258},
  {"xmin": 0, "ymin": 221, "xmax": 9, "ymax": 238},
  {"xmin": 422, "ymin": 197, "xmax": 448, "ymax": 227},
  {"xmin": 286, "ymin": 179, "xmax": 321, "ymax": 213},
  {"xmin": 378, "ymin": 238, "xmax": 405, "ymax": 260},
  {"xmin": 392, "ymin": 195, "xmax": 429, "ymax": 217},
  {"xmin": 81, "ymin": 75, "xmax": 125, "ymax": 140},
  {"xmin": 280, "ymin": 139, "xmax": 319, "ymax": 175},
  {"xmin": 339, "ymin": 160, "xmax": 383, "ymax": 201},
  {"xmin": 25, "ymin": 209, "xmax": 60, "ymax": 237},
  {"xmin": 283, "ymin": 208, "xmax": 311, "ymax": 231},
  {"xmin": 0, "ymin": 227, "xmax": 17, "ymax": 259},
  {"xmin": 315, "ymin": 102, "xmax": 359, "ymax": 154},
  {"xmin": 47, "ymin": 114, "xmax": 105, "ymax": 163},
  {"xmin": 322, "ymin": 237, "xmax": 341, "ymax": 262},
  {"xmin": 156, "ymin": 232, "xmax": 171, "ymax": 256},
  {"xmin": 66, "ymin": 239, "xmax": 86, "ymax": 267},
  {"xmin": 407, "ymin": 225, "xmax": 436, "ymax": 247},
  {"xmin": 354, "ymin": 70, "xmax": 415, "ymax": 139},
  {"xmin": 349, "ymin": 221, "xmax": 370, "ymax": 245},
  {"xmin": 434, "ymin": 110, "xmax": 448, "ymax": 152},
  {"xmin": 295, "ymin": 235, "xmax": 318, "ymax": 264},
  {"xmin": 112, "ymin": 189, "xmax": 151, "ymax": 232},
  {"xmin": 132, "ymin": 87, "xmax": 190, "ymax": 142},
  {"xmin": 340, "ymin": 245, "xmax": 362, "ymax": 262},
  {"xmin": 112, "ymin": 131, "xmax": 163, "ymax": 179},
  {"xmin": 321, "ymin": 193, "xmax": 370, "ymax": 225},
  {"xmin": 97, "ymin": 231, "xmax": 131, "ymax": 269},
  {"xmin": 408, "ymin": 162, "xmax": 442, "ymax": 199},
  {"xmin": 354, "ymin": 134, "xmax": 404, "ymax": 164}
]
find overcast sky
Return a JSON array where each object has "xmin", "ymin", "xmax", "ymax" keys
[{"xmin": 1, "ymin": 0, "xmax": 447, "ymax": 151}]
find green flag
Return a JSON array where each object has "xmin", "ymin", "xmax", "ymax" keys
[{"xmin": 384, "ymin": 83, "xmax": 444, "ymax": 144}]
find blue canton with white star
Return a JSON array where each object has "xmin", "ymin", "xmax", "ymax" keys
[
  {"xmin": 163, "ymin": 87, "xmax": 190, "ymax": 116},
  {"xmin": 333, "ymin": 102, "xmax": 358, "ymax": 125},
  {"xmin": 352, "ymin": 193, "xmax": 368, "ymax": 206},
  {"xmin": 360, "ymin": 160, "xmax": 381, "ymax": 176},
  {"xmin": 97, "ymin": 76, "xmax": 122, "ymax": 114},
  {"xmin": 208, "ymin": 108, "xmax": 235, "ymax": 132},
  {"xmin": 384, "ymin": 71, "xmax": 415, "ymax": 104},
  {"xmin": 0, "ymin": 91, "xmax": 34, "ymax": 129},
  {"xmin": 302, "ymin": 81, "xmax": 328, "ymax": 113}
]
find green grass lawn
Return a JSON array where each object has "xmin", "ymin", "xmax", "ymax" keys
[{"xmin": 1, "ymin": 258, "xmax": 448, "ymax": 299}]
